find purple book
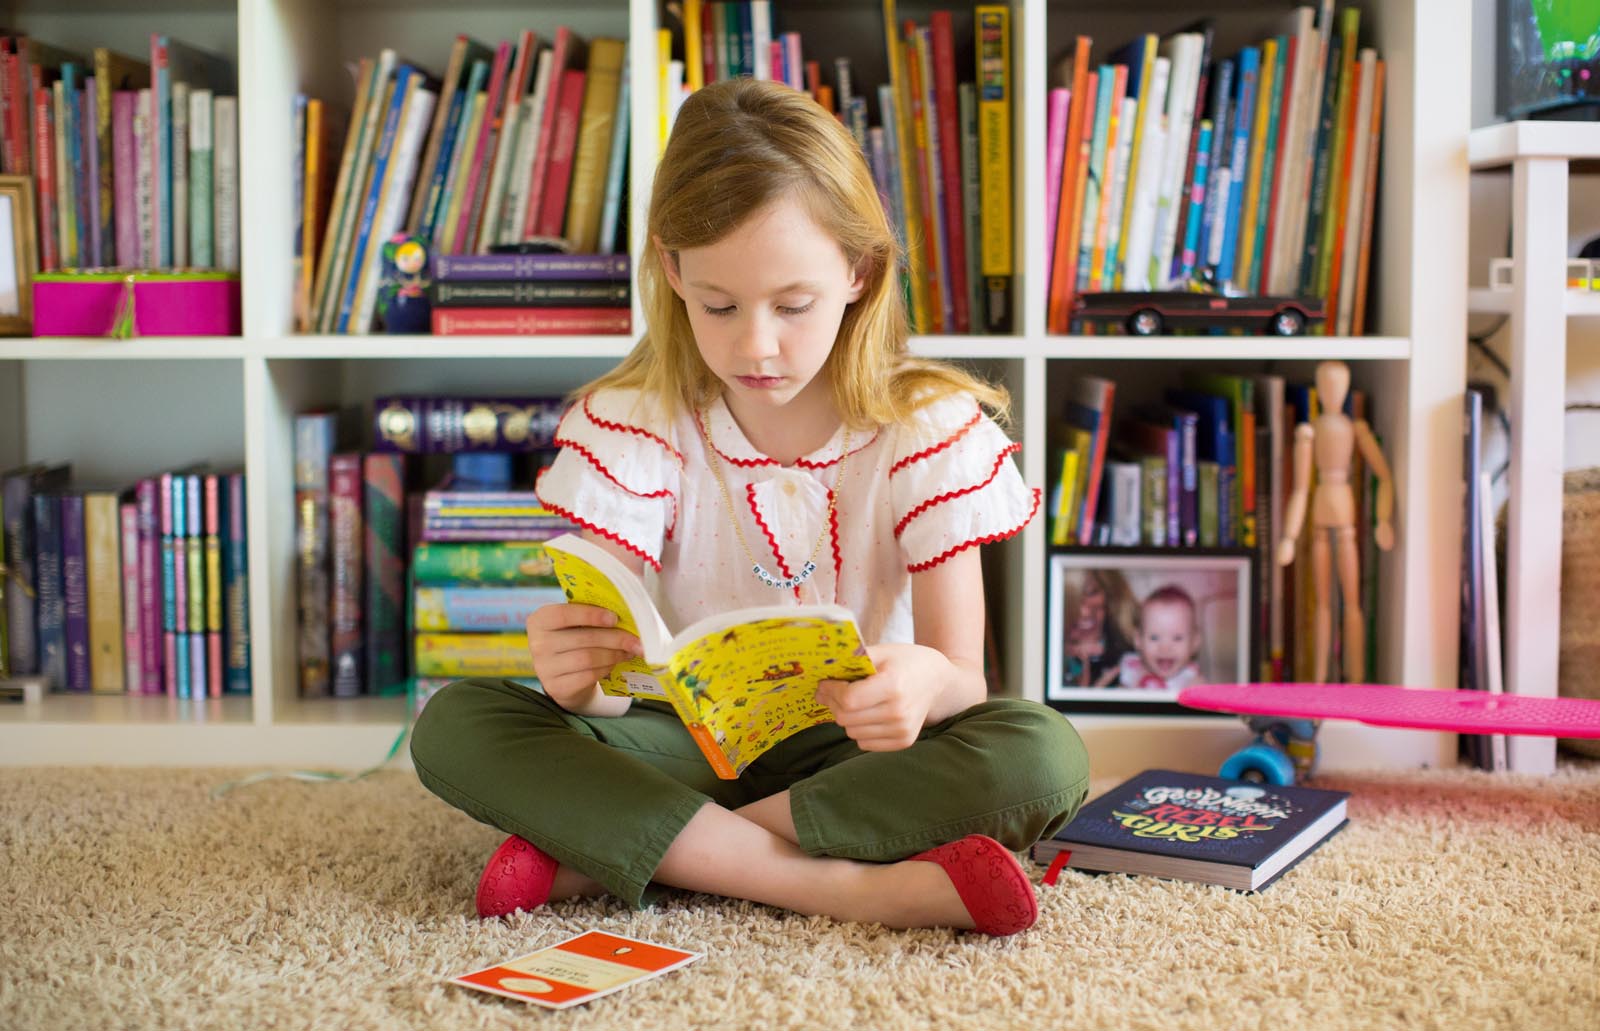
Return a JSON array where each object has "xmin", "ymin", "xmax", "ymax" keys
[
  {"xmin": 328, "ymin": 452, "xmax": 364, "ymax": 697},
  {"xmin": 372, "ymin": 396, "xmax": 565, "ymax": 454},
  {"xmin": 112, "ymin": 91, "xmax": 138, "ymax": 267},
  {"xmin": 430, "ymin": 252, "xmax": 630, "ymax": 282},
  {"xmin": 136, "ymin": 477, "xmax": 164, "ymax": 693},
  {"xmin": 60, "ymin": 492, "xmax": 91, "ymax": 693}
]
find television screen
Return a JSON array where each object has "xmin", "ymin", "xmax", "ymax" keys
[{"xmin": 1498, "ymin": 0, "xmax": 1600, "ymax": 120}]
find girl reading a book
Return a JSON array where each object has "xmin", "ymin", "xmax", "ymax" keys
[{"xmin": 410, "ymin": 78, "xmax": 1089, "ymax": 937}]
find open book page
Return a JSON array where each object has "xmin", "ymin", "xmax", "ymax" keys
[
  {"xmin": 666, "ymin": 610, "xmax": 876, "ymax": 777},
  {"xmin": 544, "ymin": 533, "xmax": 674, "ymax": 699}
]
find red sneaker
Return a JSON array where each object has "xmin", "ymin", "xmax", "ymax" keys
[
  {"xmin": 909, "ymin": 834, "xmax": 1039, "ymax": 936},
  {"xmin": 475, "ymin": 835, "xmax": 559, "ymax": 919}
]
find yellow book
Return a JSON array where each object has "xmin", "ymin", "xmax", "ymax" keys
[
  {"xmin": 1234, "ymin": 37, "xmax": 1277, "ymax": 291},
  {"xmin": 904, "ymin": 24, "xmax": 945, "ymax": 331},
  {"xmin": 974, "ymin": 5, "xmax": 1011, "ymax": 325},
  {"xmin": 566, "ymin": 38, "xmax": 627, "ymax": 253},
  {"xmin": 883, "ymin": 0, "xmax": 929, "ymax": 333},
  {"xmin": 1050, "ymin": 450, "xmax": 1081, "ymax": 547},
  {"xmin": 83, "ymin": 490, "xmax": 126, "ymax": 694},
  {"xmin": 438, "ymin": 92, "xmax": 488, "ymax": 255},
  {"xmin": 546, "ymin": 533, "xmax": 876, "ymax": 780},
  {"xmin": 657, "ymin": 28, "xmax": 672, "ymax": 154},
  {"xmin": 415, "ymin": 632, "xmax": 535, "ymax": 678},
  {"xmin": 685, "ymin": 0, "xmax": 704, "ymax": 92},
  {"xmin": 299, "ymin": 98, "xmax": 324, "ymax": 332}
]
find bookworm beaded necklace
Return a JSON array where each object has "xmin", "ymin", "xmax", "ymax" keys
[{"xmin": 699, "ymin": 413, "xmax": 850, "ymax": 591}]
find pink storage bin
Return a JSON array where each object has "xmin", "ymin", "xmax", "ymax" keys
[{"xmin": 32, "ymin": 271, "xmax": 241, "ymax": 337}]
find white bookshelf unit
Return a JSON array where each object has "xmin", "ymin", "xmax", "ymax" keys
[
  {"xmin": 1464, "ymin": 120, "xmax": 1600, "ymax": 776},
  {"xmin": 0, "ymin": 0, "xmax": 1465, "ymax": 779}
]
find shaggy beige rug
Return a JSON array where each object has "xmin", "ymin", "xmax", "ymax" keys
[{"xmin": 2, "ymin": 762, "xmax": 1597, "ymax": 1031}]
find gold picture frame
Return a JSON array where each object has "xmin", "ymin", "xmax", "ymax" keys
[{"xmin": 0, "ymin": 174, "xmax": 38, "ymax": 335}]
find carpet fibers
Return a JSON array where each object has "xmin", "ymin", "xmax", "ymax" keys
[{"xmin": 2, "ymin": 762, "xmax": 1597, "ymax": 1030}]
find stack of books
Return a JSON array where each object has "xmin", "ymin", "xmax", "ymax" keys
[
  {"xmin": 297, "ymin": 29, "xmax": 631, "ymax": 334},
  {"xmin": 0, "ymin": 462, "xmax": 250, "ymax": 699},
  {"xmin": 428, "ymin": 251, "xmax": 632, "ymax": 336},
  {"xmin": 0, "ymin": 34, "xmax": 239, "ymax": 272},
  {"xmin": 661, "ymin": 2, "xmax": 1016, "ymax": 334},
  {"xmin": 1045, "ymin": 4, "xmax": 1384, "ymax": 337}
]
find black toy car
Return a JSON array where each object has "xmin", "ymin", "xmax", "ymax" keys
[{"xmin": 1072, "ymin": 290, "xmax": 1327, "ymax": 336}]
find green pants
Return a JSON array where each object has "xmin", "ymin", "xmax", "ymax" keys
[{"xmin": 410, "ymin": 677, "xmax": 1091, "ymax": 908}]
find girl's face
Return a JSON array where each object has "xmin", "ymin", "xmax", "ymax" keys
[{"xmin": 659, "ymin": 194, "xmax": 866, "ymax": 422}]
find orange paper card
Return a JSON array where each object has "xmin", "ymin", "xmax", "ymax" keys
[{"xmin": 448, "ymin": 930, "xmax": 701, "ymax": 1009}]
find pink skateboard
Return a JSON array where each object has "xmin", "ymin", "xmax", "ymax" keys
[{"xmin": 1176, "ymin": 683, "xmax": 1600, "ymax": 784}]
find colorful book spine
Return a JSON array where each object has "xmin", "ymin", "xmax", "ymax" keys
[
  {"xmin": 371, "ymin": 396, "xmax": 564, "ymax": 454},
  {"xmin": 431, "ymin": 252, "xmax": 629, "ymax": 281},
  {"xmin": 414, "ymin": 632, "xmax": 536, "ymax": 678},
  {"xmin": 213, "ymin": 95, "xmax": 239, "ymax": 271},
  {"xmin": 189, "ymin": 88, "xmax": 213, "ymax": 269},
  {"xmin": 223, "ymin": 472, "xmax": 251, "ymax": 694},
  {"xmin": 335, "ymin": 63, "xmax": 418, "ymax": 331},
  {"xmin": 430, "ymin": 280, "xmax": 630, "ymax": 307},
  {"xmin": 59, "ymin": 493, "xmax": 90, "ymax": 693},
  {"xmin": 111, "ymin": 91, "xmax": 137, "ymax": 266},
  {"xmin": 83, "ymin": 490, "xmax": 124, "ymax": 694},
  {"xmin": 171, "ymin": 80, "xmax": 189, "ymax": 267},
  {"xmin": 430, "ymin": 307, "xmax": 631, "ymax": 335},
  {"xmin": 974, "ymin": 5, "xmax": 1011, "ymax": 332},
  {"xmin": 533, "ymin": 67, "xmax": 588, "ymax": 240},
  {"xmin": 159, "ymin": 472, "xmax": 178, "ymax": 696},
  {"xmin": 33, "ymin": 86, "xmax": 58, "ymax": 271},
  {"xmin": 410, "ymin": 541, "xmax": 556, "ymax": 584},
  {"xmin": 295, "ymin": 413, "xmax": 337, "ymax": 697},
  {"xmin": 597, "ymin": 54, "xmax": 631, "ymax": 255},
  {"xmin": 204, "ymin": 474, "xmax": 223, "ymax": 698},
  {"xmin": 364, "ymin": 454, "xmax": 406, "ymax": 696},
  {"xmin": 185, "ymin": 473, "xmax": 205, "ymax": 696},
  {"xmin": 133, "ymin": 89, "xmax": 153, "ymax": 267},
  {"xmin": 564, "ymin": 38, "xmax": 627, "ymax": 253},
  {"xmin": 32, "ymin": 492, "xmax": 67, "ymax": 690},
  {"xmin": 329, "ymin": 452, "xmax": 364, "ymax": 696},
  {"xmin": 136, "ymin": 477, "xmax": 162, "ymax": 693},
  {"xmin": 413, "ymin": 585, "xmax": 566, "ymax": 632},
  {"xmin": 119, "ymin": 501, "xmax": 142, "ymax": 694},
  {"xmin": 420, "ymin": 525, "xmax": 573, "ymax": 543},
  {"xmin": 1216, "ymin": 47, "xmax": 1259, "ymax": 285},
  {"xmin": 2, "ymin": 466, "xmax": 67, "ymax": 676},
  {"xmin": 149, "ymin": 37, "xmax": 171, "ymax": 266}
]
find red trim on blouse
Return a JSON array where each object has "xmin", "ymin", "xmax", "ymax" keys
[
  {"xmin": 552, "ymin": 436, "xmax": 675, "ymax": 499},
  {"xmin": 905, "ymin": 488, "xmax": 1042, "ymax": 573},
  {"xmin": 745, "ymin": 483, "xmax": 802, "ymax": 601},
  {"xmin": 534, "ymin": 472, "xmax": 662, "ymax": 571},
  {"xmin": 793, "ymin": 428, "xmax": 881, "ymax": 469},
  {"xmin": 888, "ymin": 406, "xmax": 983, "ymax": 476},
  {"xmin": 700, "ymin": 410, "xmax": 779, "ymax": 468},
  {"xmin": 582, "ymin": 394, "xmax": 684, "ymax": 465},
  {"xmin": 828, "ymin": 490, "xmax": 842, "ymax": 587},
  {"xmin": 893, "ymin": 442, "xmax": 1023, "ymax": 538}
]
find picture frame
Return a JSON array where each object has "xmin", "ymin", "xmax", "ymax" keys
[
  {"xmin": 0, "ymin": 174, "xmax": 38, "ymax": 335},
  {"xmin": 1045, "ymin": 547, "xmax": 1254, "ymax": 715}
]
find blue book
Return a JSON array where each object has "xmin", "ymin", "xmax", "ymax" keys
[
  {"xmin": 1217, "ymin": 46, "xmax": 1259, "ymax": 286},
  {"xmin": 32, "ymin": 492, "xmax": 68, "ymax": 690},
  {"xmin": 1199, "ymin": 57, "xmax": 1235, "ymax": 275},
  {"xmin": 223, "ymin": 472, "xmax": 252, "ymax": 694},
  {"xmin": 336, "ymin": 63, "xmax": 419, "ymax": 333},
  {"xmin": 58, "ymin": 493, "xmax": 91, "ymax": 693},
  {"xmin": 1177, "ymin": 121, "xmax": 1213, "ymax": 282},
  {"xmin": 597, "ymin": 51, "xmax": 630, "ymax": 256},
  {"xmin": 171, "ymin": 473, "xmax": 189, "ymax": 698},
  {"xmin": 1301, "ymin": 25, "xmax": 1347, "ymax": 296},
  {"xmin": 1032, "ymin": 769, "xmax": 1349, "ymax": 891},
  {"xmin": 421, "ymin": 57, "xmax": 488, "ymax": 246},
  {"xmin": 2, "ymin": 464, "xmax": 70, "ymax": 677}
]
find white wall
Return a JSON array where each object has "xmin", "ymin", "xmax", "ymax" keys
[{"xmin": 1471, "ymin": 0, "xmax": 1600, "ymax": 477}]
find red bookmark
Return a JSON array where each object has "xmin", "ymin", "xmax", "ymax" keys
[{"xmin": 1042, "ymin": 850, "xmax": 1072, "ymax": 887}]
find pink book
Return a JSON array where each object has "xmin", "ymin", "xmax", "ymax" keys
[
  {"xmin": 205, "ymin": 473, "xmax": 223, "ymax": 698},
  {"xmin": 520, "ymin": 26, "xmax": 581, "ymax": 239},
  {"xmin": 533, "ymin": 68, "xmax": 586, "ymax": 239},
  {"xmin": 465, "ymin": 29, "xmax": 537, "ymax": 248},
  {"xmin": 328, "ymin": 453, "xmax": 364, "ymax": 697},
  {"xmin": 1044, "ymin": 88, "xmax": 1071, "ymax": 299},
  {"xmin": 32, "ymin": 86, "xmax": 57, "ymax": 271},
  {"xmin": 119, "ymin": 501, "xmax": 142, "ymax": 695},
  {"xmin": 136, "ymin": 478, "xmax": 163, "ymax": 694},
  {"xmin": 448, "ymin": 39, "xmax": 512, "ymax": 254},
  {"xmin": 783, "ymin": 34, "xmax": 803, "ymax": 91},
  {"xmin": 112, "ymin": 91, "xmax": 138, "ymax": 267},
  {"xmin": 769, "ymin": 41, "xmax": 784, "ymax": 85}
]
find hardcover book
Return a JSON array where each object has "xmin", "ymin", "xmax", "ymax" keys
[
  {"xmin": 1032, "ymin": 769, "xmax": 1349, "ymax": 891},
  {"xmin": 372, "ymin": 395, "xmax": 564, "ymax": 454},
  {"xmin": 545, "ymin": 533, "xmax": 876, "ymax": 779}
]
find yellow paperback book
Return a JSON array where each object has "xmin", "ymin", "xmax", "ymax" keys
[{"xmin": 544, "ymin": 533, "xmax": 876, "ymax": 779}]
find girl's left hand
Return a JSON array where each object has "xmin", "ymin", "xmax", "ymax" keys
[{"xmin": 815, "ymin": 643, "xmax": 947, "ymax": 752}]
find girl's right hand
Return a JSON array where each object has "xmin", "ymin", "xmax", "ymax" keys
[{"xmin": 525, "ymin": 603, "xmax": 643, "ymax": 712}]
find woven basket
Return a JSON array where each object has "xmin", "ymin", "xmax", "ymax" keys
[{"xmin": 1559, "ymin": 467, "xmax": 1600, "ymax": 758}]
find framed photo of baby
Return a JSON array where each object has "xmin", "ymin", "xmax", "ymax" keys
[{"xmin": 1045, "ymin": 549, "xmax": 1254, "ymax": 713}]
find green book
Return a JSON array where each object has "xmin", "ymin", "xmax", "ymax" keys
[
  {"xmin": 188, "ymin": 88, "xmax": 214, "ymax": 268},
  {"xmin": 1198, "ymin": 460, "xmax": 1221, "ymax": 547},
  {"xmin": 1140, "ymin": 454, "xmax": 1167, "ymax": 547},
  {"xmin": 410, "ymin": 541, "xmax": 556, "ymax": 585}
]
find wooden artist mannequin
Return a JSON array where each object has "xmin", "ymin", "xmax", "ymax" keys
[{"xmin": 1277, "ymin": 360, "xmax": 1396, "ymax": 683}]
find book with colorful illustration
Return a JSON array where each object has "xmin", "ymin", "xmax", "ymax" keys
[
  {"xmin": 1031, "ymin": 768, "xmax": 1348, "ymax": 891},
  {"xmin": 544, "ymin": 532, "xmax": 875, "ymax": 779}
]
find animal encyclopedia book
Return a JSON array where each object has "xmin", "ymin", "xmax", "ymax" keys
[
  {"xmin": 544, "ymin": 533, "xmax": 876, "ymax": 779},
  {"xmin": 1032, "ymin": 768, "xmax": 1349, "ymax": 891}
]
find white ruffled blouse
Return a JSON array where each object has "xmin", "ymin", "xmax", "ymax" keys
[{"xmin": 535, "ymin": 387, "xmax": 1040, "ymax": 645}]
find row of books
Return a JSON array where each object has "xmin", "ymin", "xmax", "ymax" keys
[
  {"xmin": 0, "ymin": 34, "xmax": 239, "ymax": 273},
  {"xmin": 296, "ymin": 28, "xmax": 631, "ymax": 335},
  {"xmin": 0, "ymin": 463, "xmax": 251, "ymax": 698},
  {"xmin": 662, "ymin": 2, "xmax": 1016, "ymax": 334},
  {"xmin": 293, "ymin": 395, "xmax": 573, "ymax": 697},
  {"xmin": 425, "ymin": 251, "xmax": 633, "ymax": 337},
  {"xmin": 1045, "ymin": 3, "xmax": 1383, "ymax": 337},
  {"xmin": 1048, "ymin": 370, "xmax": 1381, "ymax": 684}
]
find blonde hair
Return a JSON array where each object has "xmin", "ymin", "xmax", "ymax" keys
[{"xmin": 578, "ymin": 77, "xmax": 1007, "ymax": 428}]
